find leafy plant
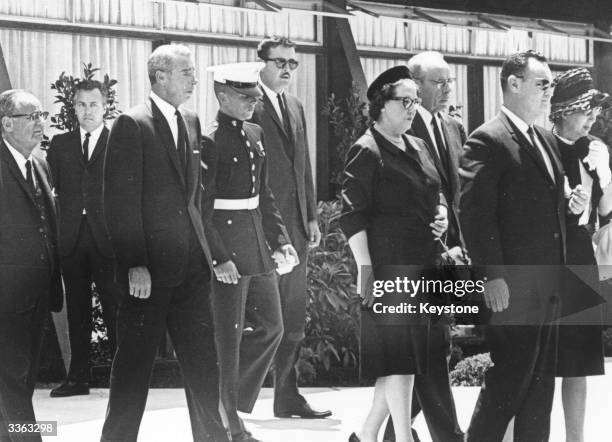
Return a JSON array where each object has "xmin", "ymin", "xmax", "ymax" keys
[
  {"xmin": 300, "ymin": 199, "xmax": 361, "ymax": 383},
  {"xmin": 50, "ymin": 62, "xmax": 120, "ymax": 132},
  {"xmin": 449, "ymin": 352, "xmax": 493, "ymax": 386},
  {"xmin": 90, "ymin": 287, "xmax": 112, "ymax": 367},
  {"xmin": 322, "ymin": 84, "xmax": 369, "ymax": 193}
]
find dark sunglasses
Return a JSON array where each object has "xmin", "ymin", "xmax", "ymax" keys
[{"xmin": 263, "ymin": 57, "xmax": 299, "ymax": 71}]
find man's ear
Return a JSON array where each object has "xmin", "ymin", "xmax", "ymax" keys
[
  {"xmin": 507, "ymin": 75, "xmax": 521, "ymax": 93},
  {"xmin": 0, "ymin": 116, "xmax": 12, "ymax": 133}
]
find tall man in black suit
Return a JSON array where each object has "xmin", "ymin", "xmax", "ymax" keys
[
  {"xmin": 47, "ymin": 80, "xmax": 118, "ymax": 398},
  {"xmin": 101, "ymin": 44, "xmax": 228, "ymax": 442},
  {"xmin": 384, "ymin": 51, "xmax": 464, "ymax": 442},
  {"xmin": 461, "ymin": 51, "xmax": 571, "ymax": 441},
  {"xmin": 250, "ymin": 36, "xmax": 331, "ymax": 420},
  {"xmin": 0, "ymin": 90, "xmax": 62, "ymax": 442}
]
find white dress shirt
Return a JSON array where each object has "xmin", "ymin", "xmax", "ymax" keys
[
  {"xmin": 150, "ymin": 91, "xmax": 179, "ymax": 148},
  {"xmin": 501, "ymin": 105, "xmax": 555, "ymax": 182},
  {"xmin": 259, "ymin": 80, "xmax": 285, "ymax": 123},
  {"xmin": 416, "ymin": 106, "xmax": 446, "ymax": 158},
  {"xmin": 4, "ymin": 138, "xmax": 35, "ymax": 185},
  {"xmin": 80, "ymin": 124, "xmax": 104, "ymax": 161}
]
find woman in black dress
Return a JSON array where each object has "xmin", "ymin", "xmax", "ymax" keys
[
  {"xmin": 340, "ymin": 66, "xmax": 448, "ymax": 442},
  {"xmin": 550, "ymin": 67, "xmax": 612, "ymax": 442}
]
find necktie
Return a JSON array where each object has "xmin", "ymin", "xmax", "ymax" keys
[
  {"xmin": 25, "ymin": 160, "xmax": 36, "ymax": 193},
  {"xmin": 277, "ymin": 93, "xmax": 292, "ymax": 139},
  {"xmin": 83, "ymin": 132, "xmax": 91, "ymax": 162},
  {"xmin": 175, "ymin": 109, "xmax": 187, "ymax": 172},
  {"xmin": 431, "ymin": 115, "xmax": 450, "ymax": 176}
]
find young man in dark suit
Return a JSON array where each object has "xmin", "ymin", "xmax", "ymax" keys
[
  {"xmin": 461, "ymin": 51, "xmax": 574, "ymax": 441},
  {"xmin": 0, "ymin": 89, "xmax": 63, "ymax": 442},
  {"xmin": 384, "ymin": 51, "xmax": 464, "ymax": 442},
  {"xmin": 101, "ymin": 44, "xmax": 227, "ymax": 442},
  {"xmin": 250, "ymin": 36, "xmax": 331, "ymax": 420},
  {"xmin": 47, "ymin": 80, "xmax": 118, "ymax": 398}
]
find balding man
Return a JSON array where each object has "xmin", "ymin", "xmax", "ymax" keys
[
  {"xmin": 384, "ymin": 51, "xmax": 464, "ymax": 442},
  {"xmin": 101, "ymin": 45, "xmax": 227, "ymax": 442},
  {"xmin": 0, "ymin": 90, "xmax": 62, "ymax": 442}
]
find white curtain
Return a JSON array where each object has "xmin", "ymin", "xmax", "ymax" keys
[
  {"xmin": 409, "ymin": 23, "xmax": 471, "ymax": 54},
  {"xmin": 0, "ymin": 28, "xmax": 150, "ymax": 139},
  {"xmin": 361, "ymin": 57, "xmax": 469, "ymax": 129},
  {"xmin": 533, "ymin": 33, "xmax": 588, "ymax": 64},
  {"xmin": 473, "ymin": 29, "xmax": 532, "ymax": 57},
  {"xmin": 0, "ymin": 0, "xmax": 71, "ymax": 20}
]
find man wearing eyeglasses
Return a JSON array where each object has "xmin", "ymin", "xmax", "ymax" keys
[
  {"xmin": 250, "ymin": 36, "xmax": 331, "ymax": 420},
  {"xmin": 460, "ymin": 51, "xmax": 564, "ymax": 441},
  {"xmin": 383, "ymin": 51, "xmax": 465, "ymax": 442},
  {"xmin": 46, "ymin": 80, "xmax": 118, "ymax": 399},
  {"xmin": 0, "ymin": 90, "xmax": 62, "ymax": 442}
]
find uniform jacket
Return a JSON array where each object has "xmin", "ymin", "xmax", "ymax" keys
[
  {"xmin": 47, "ymin": 127, "xmax": 113, "ymax": 257},
  {"xmin": 0, "ymin": 140, "xmax": 62, "ymax": 312},
  {"xmin": 250, "ymin": 91, "xmax": 316, "ymax": 245},
  {"xmin": 203, "ymin": 112, "xmax": 290, "ymax": 276},
  {"xmin": 103, "ymin": 98, "xmax": 213, "ymax": 288}
]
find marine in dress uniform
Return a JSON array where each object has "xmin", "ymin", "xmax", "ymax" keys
[{"xmin": 204, "ymin": 62, "xmax": 298, "ymax": 442}]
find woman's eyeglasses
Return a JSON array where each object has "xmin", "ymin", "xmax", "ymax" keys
[{"xmin": 388, "ymin": 96, "xmax": 422, "ymax": 110}]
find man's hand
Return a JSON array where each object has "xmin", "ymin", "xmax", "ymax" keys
[
  {"xmin": 128, "ymin": 266, "xmax": 152, "ymax": 299},
  {"xmin": 214, "ymin": 260, "xmax": 241, "ymax": 284},
  {"xmin": 430, "ymin": 205, "xmax": 449, "ymax": 239},
  {"xmin": 483, "ymin": 278, "xmax": 509, "ymax": 312},
  {"xmin": 567, "ymin": 184, "xmax": 590, "ymax": 215},
  {"xmin": 307, "ymin": 220, "xmax": 321, "ymax": 248},
  {"xmin": 278, "ymin": 244, "xmax": 300, "ymax": 266}
]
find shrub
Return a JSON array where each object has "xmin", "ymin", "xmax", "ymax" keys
[
  {"xmin": 449, "ymin": 352, "xmax": 493, "ymax": 386},
  {"xmin": 300, "ymin": 199, "xmax": 361, "ymax": 383}
]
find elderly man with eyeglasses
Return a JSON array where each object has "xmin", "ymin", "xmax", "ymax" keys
[
  {"xmin": 249, "ymin": 36, "xmax": 331, "ymax": 420},
  {"xmin": 0, "ymin": 89, "xmax": 63, "ymax": 442}
]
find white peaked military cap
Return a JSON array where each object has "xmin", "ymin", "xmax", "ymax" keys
[{"xmin": 207, "ymin": 62, "xmax": 265, "ymax": 98}]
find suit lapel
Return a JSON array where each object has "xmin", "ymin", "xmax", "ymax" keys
[
  {"xmin": 498, "ymin": 112, "xmax": 555, "ymax": 185},
  {"xmin": 410, "ymin": 112, "xmax": 449, "ymax": 187},
  {"xmin": 261, "ymin": 93, "xmax": 290, "ymax": 142},
  {"xmin": 438, "ymin": 114, "xmax": 460, "ymax": 195},
  {"xmin": 70, "ymin": 130, "xmax": 86, "ymax": 168},
  {"xmin": 88, "ymin": 126, "xmax": 109, "ymax": 165},
  {"xmin": 0, "ymin": 140, "xmax": 37, "ymax": 205},
  {"xmin": 150, "ymin": 99, "xmax": 185, "ymax": 188}
]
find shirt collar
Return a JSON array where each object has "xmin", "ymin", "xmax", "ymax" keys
[
  {"xmin": 417, "ymin": 105, "xmax": 435, "ymax": 125},
  {"xmin": 259, "ymin": 79, "xmax": 283, "ymax": 102},
  {"xmin": 501, "ymin": 105, "xmax": 531, "ymax": 135},
  {"xmin": 3, "ymin": 138, "xmax": 32, "ymax": 177},
  {"xmin": 217, "ymin": 111, "xmax": 243, "ymax": 129},
  {"xmin": 150, "ymin": 91, "xmax": 179, "ymax": 122},
  {"xmin": 79, "ymin": 123, "xmax": 104, "ymax": 140}
]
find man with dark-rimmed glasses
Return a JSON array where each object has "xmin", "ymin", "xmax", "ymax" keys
[
  {"xmin": 0, "ymin": 90, "xmax": 62, "ymax": 442},
  {"xmin": 251, "ymin": 36, "xmax": 331, "ymax": 420}
]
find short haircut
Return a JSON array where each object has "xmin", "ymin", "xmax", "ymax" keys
[
  {"xmin": 500, "ymin": 50, "xmax": 547, "ymax": 92},
  {"xmin": 257, "ymin": 36, "xmax": 296, "ymax": 60},
  {"xmin": 368, "ymin": 78, "xmax": 416, "ymax": 121},
  {"xmin": 0, "ymin": 89, "xmax": 31, "ymax": 134},
  {"xmin": 147, "ymin": 44, "xmax": 192, "ymax": 85},
  {"xmin": 407, "ymin": 51, "xmax": 447, "ymax": 80},
  {"xmin": 73, "ymin": 79, "xmax": 107, "ymax": 101}
]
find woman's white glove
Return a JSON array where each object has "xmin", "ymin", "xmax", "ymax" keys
[{"xmin": 583, "ymin": 140, "xmax": 611, "ymax": 187}]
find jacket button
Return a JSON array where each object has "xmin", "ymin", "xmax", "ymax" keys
[
  {"xmin": 178, "ymin": 209, "xmax": 183, "ymax": 215},
  {"xmin": 233, "ymin": 157, "xmax": 238, "ymax": 162},
  {"xmin": 40, "ymin": 254, "xmax": 45, "ymax": 261},
  {"xmin": 38, "ymin": 227, "xmax": 44, "ymax": 233},
  {"xmin": 227, "ymin": 219, "xmax": 232, "ymax": 225},
  {"xmin": 553, "ymin": 232, "xmax": 559, "ymax": 239},
  {"xmin": 40, "ymin": 215, "xmax": 45, "ymax": 220},
  {"xmin": 213, "ymin": 260, "xmax": 217, "ymax": 266}
]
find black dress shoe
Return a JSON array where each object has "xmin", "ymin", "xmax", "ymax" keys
[
  {"xmin": 274, "ymin": 402, "xmax": 332, "ymax": 419},
  {"xmin": 349, "ymin": 433, "xmax": 360, "ymax": 442},
  {"xmin": 50, "ymin": 381, "xmax": 89, "ymax": 397}
]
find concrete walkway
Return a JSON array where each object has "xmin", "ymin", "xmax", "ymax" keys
[{"xmin": 37, "ymin": 364, "xmax": 612, "ymax": 442}]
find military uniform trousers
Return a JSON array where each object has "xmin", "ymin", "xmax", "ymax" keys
[
  {"xmin": 62, "ymin": 215, "xmax": 118, "ymax": 384},
  {"xmin": 212, "ymin": 270, "xmax": 283, "ymax": 435},
  {"xmin": 101, "ymin": 243, "xmax": 227, "ymax": 442}
]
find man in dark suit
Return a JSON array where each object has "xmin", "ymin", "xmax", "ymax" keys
[
  {"xmin": 204, "ymin": 61, "xmax": 299, "ymax": 442},
  {"xmin": 101, "ymin": 44, "xmax": 228, "ymax": 442},
  {"xmin": 384, "ymin": 51, "xmax": 465, "ymax": 442},
  {"xmin": 47, "ymin": 80, "xmax": 118, "ymax": 398},
  {"xmin": 460, "ymin": 51, "xmax": 571, "ymax": 441},
  {"xmin": 250, "ymin": 36, "xmax": 330, "ymax": 420},
  {"xmin": 0, "ymin": 89, "xmax": 62, "ymax": 442}
]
